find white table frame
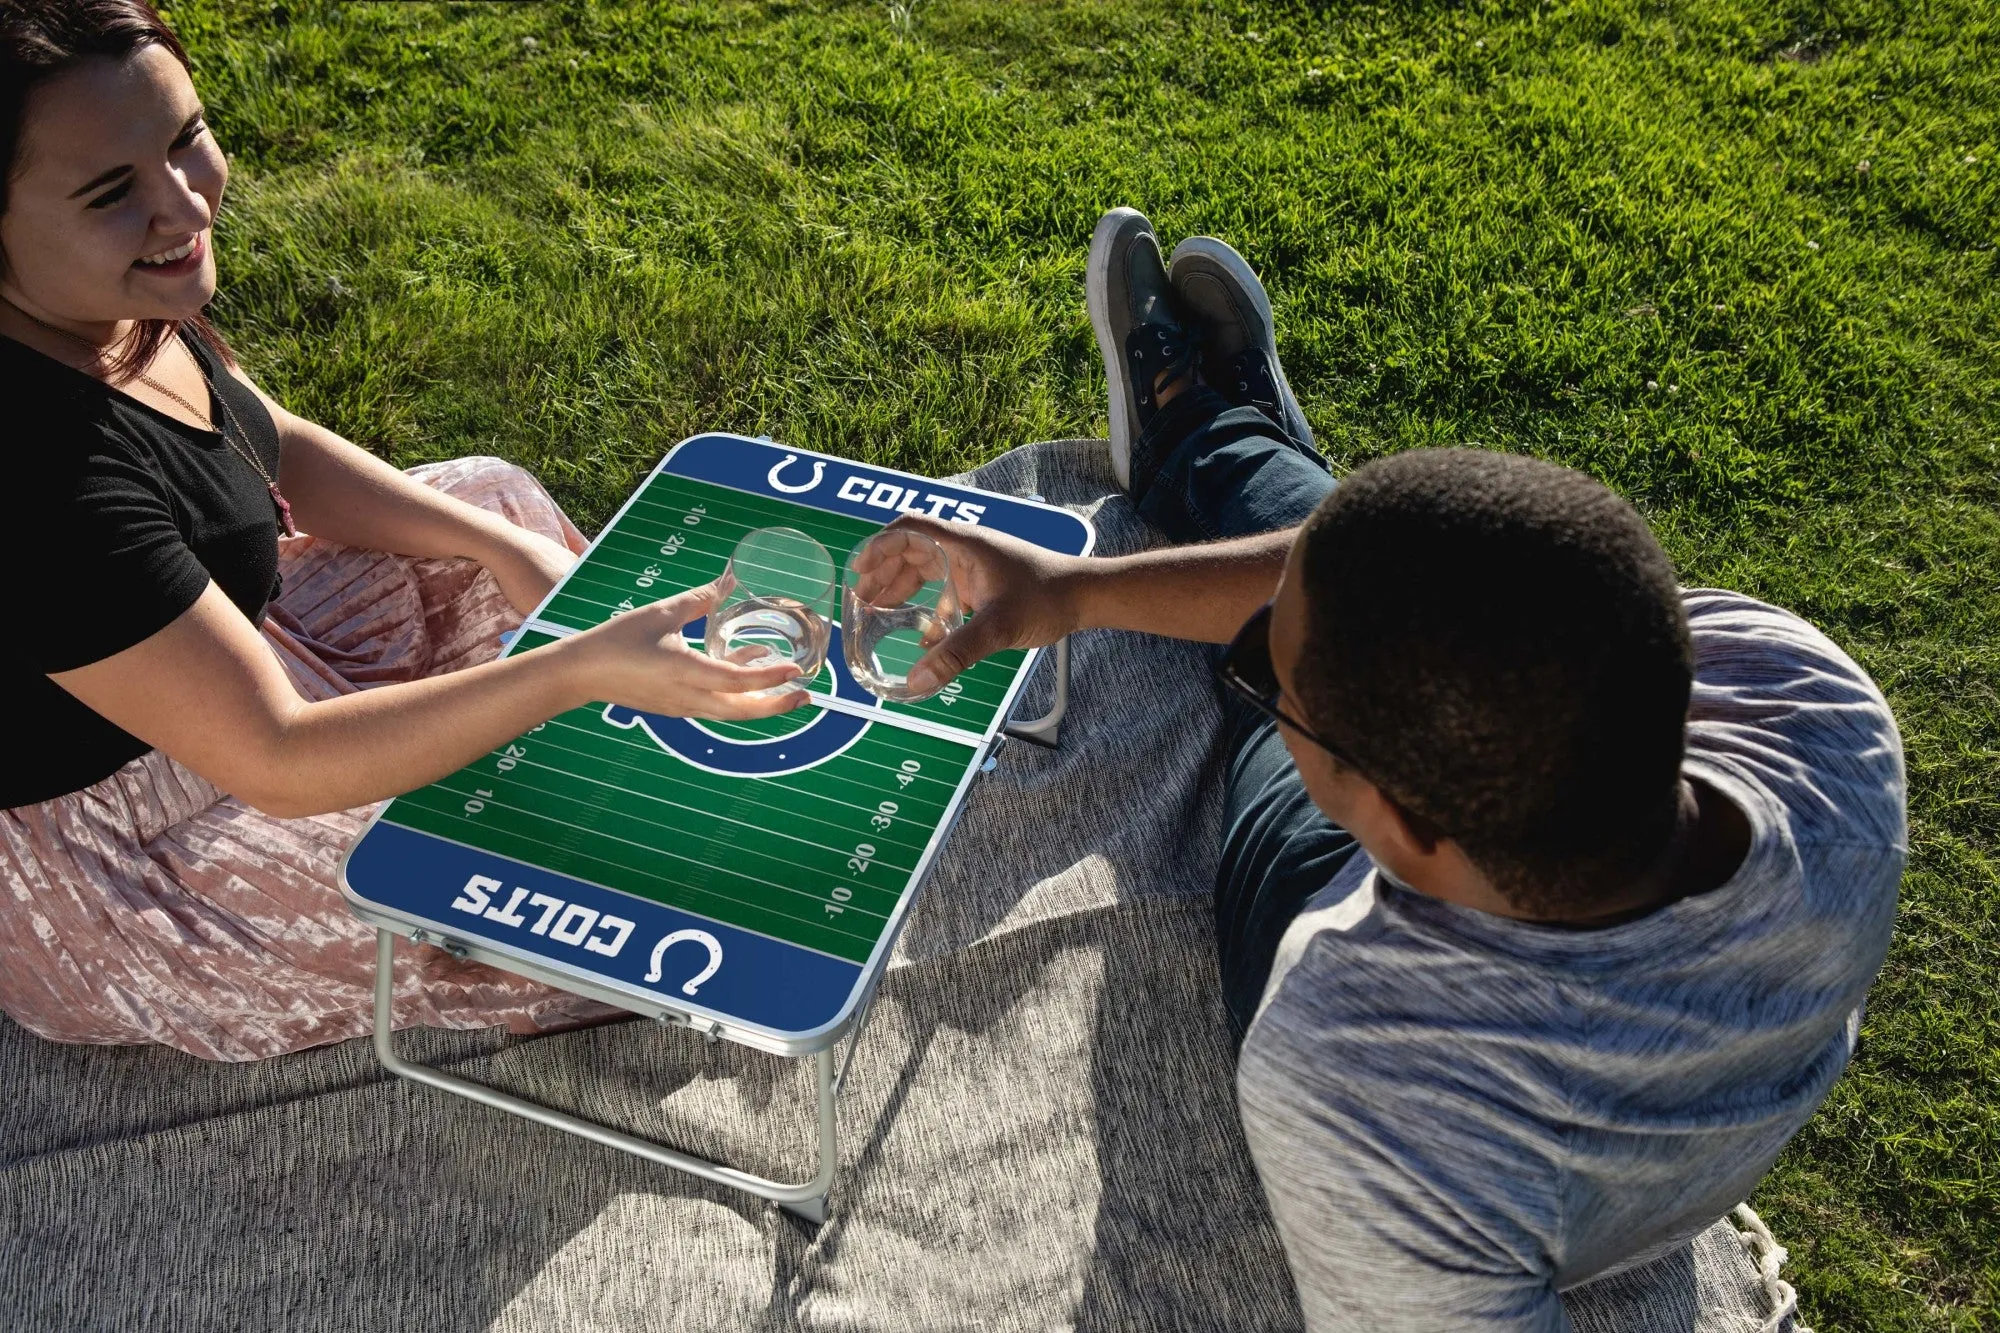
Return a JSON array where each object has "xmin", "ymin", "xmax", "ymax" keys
[{"xmin": 364, "ymin": 644, "xmax": 1069, "ymax": 1223}]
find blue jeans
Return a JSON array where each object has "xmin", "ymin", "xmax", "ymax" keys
[{"xmin": 1132, "ymin": 389, "xmax": 1360, "ymax": 1049}]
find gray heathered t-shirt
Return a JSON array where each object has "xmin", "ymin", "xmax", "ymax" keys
[{"xmin": 1237, "ymin": 590, "xmax": 1905, "ymax": 1331}]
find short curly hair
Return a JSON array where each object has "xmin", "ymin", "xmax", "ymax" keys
[{"xmin": 1293, "ymin": 448, "xmax": 1692, "ymax": 917}]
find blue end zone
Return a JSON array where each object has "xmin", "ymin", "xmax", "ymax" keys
[
  {"xmin": 664, "ymin": 434, "xmax": 1094, "ymax": 557},
  {"xmin": 346, "ymin": 821, "xmax": 864, "ymax": 1038}
]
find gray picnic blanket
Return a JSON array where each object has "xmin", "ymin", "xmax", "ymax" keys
[{"xmin": 0, "ymin": 440, "xmax": 1796, "ymax": 1331}]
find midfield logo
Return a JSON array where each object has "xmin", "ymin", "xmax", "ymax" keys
[{"xmin": 602, "ymin": 623, "xmax": 881, "ymax": 777}]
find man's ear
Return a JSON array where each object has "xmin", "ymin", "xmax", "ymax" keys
[
  {"xmin": 1355, "ymin": 780, "xmax": 1445, "ymax": 858},
  {"xmin": 1389, "ymin": 797, "xmax": 1447, "ymax": 853}
]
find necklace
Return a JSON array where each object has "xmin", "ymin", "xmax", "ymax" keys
[{"xmin": 3, "ymin": 299, "xmax": 296, "ymax": 536}]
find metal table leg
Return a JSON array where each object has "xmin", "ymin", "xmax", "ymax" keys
[
  {"xmin": 1003, "ymin": 636, "xmax": 1070, "ymax": 747},
  {"xmin": 370, "ymin": 930, "xmax": 836, "ymax": 1223}
]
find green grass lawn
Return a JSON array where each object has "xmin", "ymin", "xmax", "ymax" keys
[{"xmin": 169, "ymin": 1, "xmax": 1996, "ymax": 1326}]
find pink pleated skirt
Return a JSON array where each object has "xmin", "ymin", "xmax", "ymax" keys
[{"xmin": 0, "ymin": 457, "xmax": 617, "ymax": 1061}]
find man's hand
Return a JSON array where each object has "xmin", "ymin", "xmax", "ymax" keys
[
  {"xmin": 881, "ymin": 514, "xmax": 1297, "ymax": 694},
  {"xmin": 882, "ymin": 515, "xmax": 1087, "ymax": 696}
]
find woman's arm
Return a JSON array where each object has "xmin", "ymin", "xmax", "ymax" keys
[
  {"xmin": 51, "ymin": 579, "xmax": 803, "ymax": 818},
  {"xmin": 245, "ymin": 378, "xmax": 574, "ymax": 615}
]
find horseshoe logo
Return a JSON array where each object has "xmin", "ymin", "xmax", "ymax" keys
[
  {"xmin": 646, "ymin": 928, "xmax": 724, "ymax": 995},
  {"xmin": 767, "ymin": 454, "xmax": 825, "ymax": 494},
  {"xmin": 604, "ymin": 624, "xmax": 879, "ymax": 776}
]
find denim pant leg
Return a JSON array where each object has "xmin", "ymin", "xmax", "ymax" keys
[
  {"xmin": 1131, "ymin": 388, "xmax": 1361, "ymax": 1046},
  {"xmin": 1212, "ymin": 695, "xmax": 1361, "ymax": 1046},
  {"xmin": 1132, "ymin": 386, "xmax": 1333, "ymax": 543}
]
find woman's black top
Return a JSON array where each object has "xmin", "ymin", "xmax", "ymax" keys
[{"xmin": 5, "ymin": 330, "xmax": 284, "ymax": 808}]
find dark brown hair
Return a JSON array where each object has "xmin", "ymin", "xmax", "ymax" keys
[
  {"xmin": 0, "ymin": 0, "xmax": 231, "ymax": 376},
  {"xmin": 1295, "ymin": 449, "xmax": 1693, "ymax": 917}
]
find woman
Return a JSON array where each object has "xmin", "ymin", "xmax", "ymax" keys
[{"xmin": 0, "ymin": 0, "xmax": 804, "ymax": 1060}]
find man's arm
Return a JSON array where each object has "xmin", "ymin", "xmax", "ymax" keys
[{"xmin": 882, "ymin": 514, "xmax": 1296, "ymax": 695}]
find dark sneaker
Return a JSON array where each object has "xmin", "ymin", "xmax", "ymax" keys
[
  {"xmin": 1168, "ymin": 236, "xmax": 1320, "ymax": 460},
  {"xmin": 1087, "ymin": 207, "xmax": 1194, "ymax": 489}
]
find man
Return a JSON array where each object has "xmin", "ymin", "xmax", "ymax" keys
[{"xmin": 893, "ymin": 208, "xmax": 1904, "ymax": 1328}]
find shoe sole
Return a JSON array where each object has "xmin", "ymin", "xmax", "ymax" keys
[
  {"xmin": 1087, "ymin": 207, "xmax": 1149, "ymax": 488},
  {"xmin": 1168, "ymin": 236, "xmax": 1315, "ymax": 451}
]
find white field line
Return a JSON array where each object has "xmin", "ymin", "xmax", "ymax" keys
[
  {"xmin": 475, "ymin": 734, "xmax": 935, "ymax": 865},
  {"xmin": 524, "ymin": 718, "xmax": 948, "ymax": 836},
  {"xmin": 532, "ymin": 706, "xmax": 965, "ymax": 797},
  {"xmin": 397, "ymin": 788, "xmax": 898, "ymax": 936},
  {"xmin": 375, "ymin": 819, "xmax": 866, "ymax": 967}
]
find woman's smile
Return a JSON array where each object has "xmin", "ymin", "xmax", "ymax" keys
[{"xmin": 133, "ymin": 229, "xmax": 206, "ymax": 277}]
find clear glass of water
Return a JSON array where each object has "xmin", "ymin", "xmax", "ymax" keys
[
  {"xmin": 703, "ymin": 527, "xmax": 834, "ymax": 691},
  {"xmin": 842, "ymin": 530, "xmax": 963, "ymax": 702}
]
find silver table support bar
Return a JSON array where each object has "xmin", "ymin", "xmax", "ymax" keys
[
  {"xmin": 1002, "ymin": 637, "xmax": 1069, "ymax": 747},
  {"xmin": 370, "ymin": 930, "xmax": 838, "ymax": 1223}
]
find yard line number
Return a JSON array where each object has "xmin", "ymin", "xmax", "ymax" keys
[{"xmin": 825, "ymin": 760, "xmax": 920, "ymax": 916}]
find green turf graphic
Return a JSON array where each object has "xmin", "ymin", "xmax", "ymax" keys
[
  {"xmin": 381, "ymin": 633, "xmax": 973, "ymax": 962},
  {"xmin": 369, "ymin": 457, "xmax": 1041, "ymax": 966},
  {"xmin": 535, "ymin": 472, "xmax": 1026, "ymax": 735}
]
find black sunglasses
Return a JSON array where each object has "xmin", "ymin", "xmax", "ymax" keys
[
  {"xmin": 1214, "ymin": 604, "xmax": 1452, "ymax": 843},
  {"xmin": 1213, "ymin": 602, "xmax": 1362, "ymax": 769}
]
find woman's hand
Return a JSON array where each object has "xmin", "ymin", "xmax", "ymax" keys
[
  {"xmin": 51, "ymin": 576, "xmax": 806, "ymax": 819},
  {"xmin": 482, "ymin": 527, "xmax": 580, "ymax": 618},
  {"xmin": 557, "ymin": 577, "xmax": 811, "ymax": 721},
  {"xmin": 879, "ymin": 515, "xmax": 1087, "ymax": 696}
]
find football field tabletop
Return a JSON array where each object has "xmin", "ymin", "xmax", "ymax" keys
[{"xmin": 341, "ymin": 434, "xmax": 1095, "ymax": 1055}]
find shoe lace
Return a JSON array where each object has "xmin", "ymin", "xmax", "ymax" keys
[
  {"xmin": 1126, "ymin": 324, "xmax": 1194, "ymax": 409},
  {"xmin": 1219, "ymin": 346, "xmax": 1282, "ymax": 411}
]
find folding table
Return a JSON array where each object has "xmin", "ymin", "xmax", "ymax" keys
[{"xmin": 341, "ymin": 433, "xmax": 1094, "ymax": 1221}]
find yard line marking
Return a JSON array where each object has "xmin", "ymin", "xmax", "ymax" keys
[
  {"xmin": 392, "ymin": 791, "xmax": 896, "ymax": 931},
  {"xmin": 505, "ymin": 729, "xmax": 935, "ymax": 851},
  {"xmin": 373, "ymin": 819, "xmax": 867, "ymax": 965},
  {"xmin": 443, "ymin": 751, "xmax": 927, "ymax": 874},
  {"xmin": 796, "ymin": 692, "xmax": 981, "ymax": 745},
  {"xmin": 537, "ymin": 712, "xmax": 962, "ymax": 796}
]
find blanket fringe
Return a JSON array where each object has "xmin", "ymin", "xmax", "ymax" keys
[{"xmin": 1732, "ymin": 1203, "xmax": 1811, "ymax": 1333}]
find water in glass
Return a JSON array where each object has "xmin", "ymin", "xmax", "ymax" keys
[
  {"xmin": 705, "ymin": 595, "xmax": 831, "ymax": 679},
  {"xmin": 842, "ymin": 530, "xmax": 962, "ymax": 702},
  {"xmin": 704, "ymin": 527, "xmax": 835, "ymax": 690}
]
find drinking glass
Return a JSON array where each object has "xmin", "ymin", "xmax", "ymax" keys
[
  {"xmin": 842, "ymin": 530, "xmax": 963, "ymax": 702},
  {"xmin": 703, "ymin": 527, "xmax": 834, "ymax": 691}
]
